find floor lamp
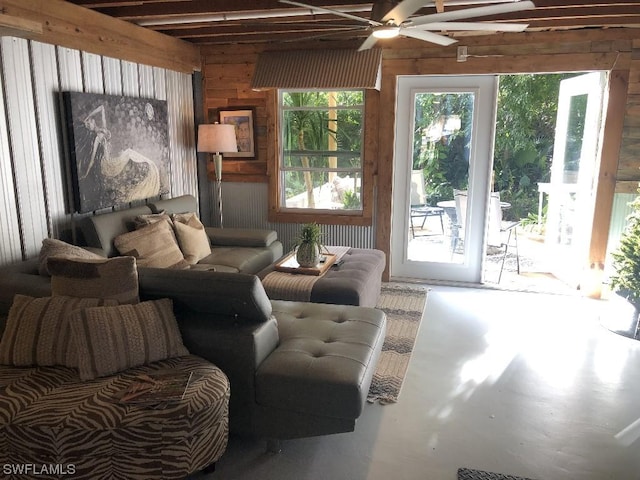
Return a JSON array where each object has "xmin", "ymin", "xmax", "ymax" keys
[{"xmin": 197, "ymin": 123, "xmax": 237, "ymax": 228}]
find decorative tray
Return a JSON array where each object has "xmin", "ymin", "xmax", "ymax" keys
[{"xmin": 274, "ymin": 252, "xmax": 337, "ymax": 276}]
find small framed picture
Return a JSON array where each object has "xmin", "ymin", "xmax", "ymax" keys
[{"xmin": 218, "ymin": 108, "xmax": 256, "ymax": 159}]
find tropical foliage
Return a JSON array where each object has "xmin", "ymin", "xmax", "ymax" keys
[
  {"xmin": 412, "ymin": 92, "xmax": 473, "ymax": 204},
  {"xmin": 411, "ymin": 73, "xmax": 575, "ymax": 222},
  {"xmin": 281, "ymin": 91, "xmax": 363, "ymax": 210},
  {"xmin": 493, "ymin": 73, "xmax": 574, "ymax": 220},
  {"xmin": 610, "ymin": 193, "xmax": 640, "ymax": 305}
]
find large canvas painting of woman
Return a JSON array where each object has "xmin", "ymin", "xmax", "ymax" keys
[{"xmin": 64, "ymin": 92, "xmax": 170, "ymax": 213}]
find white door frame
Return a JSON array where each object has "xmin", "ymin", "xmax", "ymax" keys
[
  {"xmin": 546, "ymin": 71, "xmax": 607, "ymax": 288},
  {"xmin": 391, "ymin": 75, "xmax": 498, "ymax": 283}
]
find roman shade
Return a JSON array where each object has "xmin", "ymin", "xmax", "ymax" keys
[{"xmin": 251, "ymin": 49, "xmax": 382, "ymax": 90}]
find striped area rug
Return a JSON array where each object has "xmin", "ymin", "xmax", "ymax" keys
[
  {"xmin": 458, "ymin": 468, "xmax": 537, "ymax": 480},
  {"xmin": 367, "ymin": 283, "xmax": 428, "ymax": 405}
]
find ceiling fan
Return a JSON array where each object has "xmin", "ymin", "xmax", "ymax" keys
[{"xmin": 279, "ymin": 0, "xmax": 535, "ymax": 50}]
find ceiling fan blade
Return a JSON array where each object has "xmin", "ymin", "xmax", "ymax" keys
[
  {"xmin": 358, "ymin": 35, "xmax": 380, "ymax": 51},
  {"xmin": 418, "ymin": 21, "xmax": 529, "ymax": 32},
  {"xmin": 382, "ymin": 0, "xmax": 429, "ymax": 24},
  {"xmin": 409, "ymin": 1, "xmax": 535, "ymax": 27},
  {"xmin": 400, "ymin": 28, "xmax": 458, "ymax": 46},
  {"xmin": 281, "ymin": 27, "xmax": 370, "ymax": 43},
  {"xmin": 279, "ymin": 0, "xmax": 381, "ymax": 26}
]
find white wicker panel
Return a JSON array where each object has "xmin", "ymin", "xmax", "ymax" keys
[
  {"xmin": 607, "ymin": 193, "xmax": 636, "ymax": 253},
  {"xmin": 102, "ymin": 56, "xmax": 122, "ymax": 95},
  {"xmin": 153, "ymin": 67, "xmax": 167, "ymax": 101},
  {"xmin": 30, "ymin": 40, "xmax": 69, "ymax": 239},
  {"xmin": 121, "ymin": 60, "xmax": 139, "ymax": 97},
  {"xmin": 1, "ymin": 37, "xmax": 48, "ymax": 258},
  {"xmin": 165, "ymin": 70, "xmax": 197, "ymax": 200},
  {"xmin": 138, "ymin": 64, "xmax": 154, "ymax": 98},
  {"xmin": 0, "ymin": 39, "xmax": 197, "ymax": 268},
  {"xmin": 56, "ymin": 47, "xmax": 83, "ymax": 92},
  {"xmin": 81, "ymin": 51, "xmax": 104, "ymax": 94},
  {"xmin": 0, "ymin": 40, "xmax": 22, "ymax": 263}
]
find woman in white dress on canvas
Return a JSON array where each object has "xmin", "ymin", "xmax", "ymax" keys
[{"xmin": 80, "ymin": 104, "xmax": 160, "ymax": 206}]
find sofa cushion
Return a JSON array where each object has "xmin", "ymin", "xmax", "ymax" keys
[
  {"xmin": 199, "ymin": 246, "xmax": 277, "ymax": 274},
  {"xmin": 48, "ymin": 255, "xmax": 140, "ymax": 304},
  {"xmin": 172, "ymin": 213, "xmax": 211, "ymax": 264},
  {"xmin": 257, "ymin": 301, "xmax": 386, "ymax": 420},
  {"xmin": 0, "ymin": 295, "xmax": 118, "ymax": 367},
  {"xmin": 114, "ymin": 220, "xmax": 188, "ymax": 269},
  {"xmin": 70, "ymin": 298, "xmax": 189, "ymax": 380},
  {"xmin": 38, "ymin": 238, "xmax": 103, "ymax": 276},
  {"xmin": 133, "ymin": 212, "xmax": 174, "ymax": 230},
  {"xmin": 79, "ymin": 204, "xmax": 153, "ymax": 258},
  {"xmin": 207, "ymin": 227, "xmax": 278, "ymax": 248}
]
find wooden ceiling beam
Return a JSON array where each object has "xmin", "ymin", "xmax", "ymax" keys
[
  {"xmin": 91, "ymin": 1, "xmax": 374, "ymax": 20},
  {"xmin": 161, "ymin": 24, "xmax": 367, "ymax": 39},
  {"xmin": 2, "ymin": 0, "xmax": 201, "ymax": 72}
]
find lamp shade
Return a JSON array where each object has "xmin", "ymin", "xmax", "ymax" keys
[{"xmin": 197, "ymin": 123, "xmax": 238, "ymax": 153}]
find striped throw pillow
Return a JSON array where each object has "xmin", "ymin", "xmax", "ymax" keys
[
  {"xmin": 70, "ymin": 298, "xmax": 189, "ymax": 380},
  {"xmin": 0, "ymin": 295, "xmax": 118, "ymax": 367},
  {"xmin": 114, "ymin": 219, "xmax": 188, "ymax": 269},
  {"xmin": 48, "ymin": 255, "xmax": 140, "ymax": 304},
  {"xmin": 38, "ymin": 238, "xmax": 103, "ymax": 276}
]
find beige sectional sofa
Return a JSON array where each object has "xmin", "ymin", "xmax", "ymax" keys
[{"xmin": 80, "ymin": 194, "xmax": 283, "ymax": 274}]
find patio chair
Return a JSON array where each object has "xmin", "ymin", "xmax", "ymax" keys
[
  {"xmin": 409, "ymin": 170, "xmax": 444, "ymax": 238},
  {"xmin": 452, "ymin": 189, "xmax": 468, "ymax": 253},
  {"xmin": 488, "ymin": 192, "xmax": 520, "ymax": 282}
]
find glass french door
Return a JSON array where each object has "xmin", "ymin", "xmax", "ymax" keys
[
  {"xmin": 545, "ymin": 72, "xmax": 607, "ymax": 288},
  {"xmin": 391, "ymin": 75, "xmax": 498, "ymax": 283}
]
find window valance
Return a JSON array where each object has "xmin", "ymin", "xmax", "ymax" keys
[{"xmin": 251, "ymin": 48, "xmax": 382, "ymax": 90}]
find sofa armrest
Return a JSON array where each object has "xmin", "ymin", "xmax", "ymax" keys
[
  {"xmin": 176, "ymin": 309, "xmax": 279, "ymax": 437},
  {"xmin": 138, "ymin": 267, "xmax": 272, "ymax": 323},
  {"xmin": 0, "ymin": 259, "xmax": 52, "ymax": 316},
  {"xmin": 205, "ymin": 227, "xmax": 278, "ymax": 248}
]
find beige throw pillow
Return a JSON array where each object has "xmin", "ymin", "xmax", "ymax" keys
[
  {"xmin": 172, "ymin": 213, "xmax": 211, "ymax": 264},
  {"xmin": 70, "ymin": 298, "xmax": 189, "ymax": 380},
  {"xmin": 0, "ymin": 295, "xmax": 117, "ymax": 367},
  {"xmin": 47, "ymin": 255, "xmax": 139, "ymax": 304},
  {"xmin": 114, "ymin": 220, "xmax": 188, "ymax": 269},
  {"xmin": 38, "ymin": 238, "xmax": 103, "ymax": 276},
  {"xmin": 133, "ymin": 212, "xmax": 173, "ymax": 230}
]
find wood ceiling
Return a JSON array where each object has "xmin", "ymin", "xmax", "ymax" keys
[{"xmin": 65, "ymin": 1, "xmax": 640, "ymax": 46}]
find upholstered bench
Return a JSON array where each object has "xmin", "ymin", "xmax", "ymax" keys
[
  {"xmin": 260, "ymin": 248, "xmax": 386, "ymax": 308},
  {"xmin": 0, "ymin": 355, "xmax": 229, "ymax": 479},
  {"xmin": 253, "ymin": 300, "xmax": 386, "ymax": 444}
]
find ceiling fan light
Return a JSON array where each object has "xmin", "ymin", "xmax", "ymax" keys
[{"xmin": 372, "ymin": 25, "xmax": 400, "ymax": 39}]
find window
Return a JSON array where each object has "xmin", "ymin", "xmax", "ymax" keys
[{"xmin": 278, "ymin": 90, "xmax": 364, "ymax": 214}]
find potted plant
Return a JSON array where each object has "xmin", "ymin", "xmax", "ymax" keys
[
  {"xmin": 294, "ymin": 222, "xmax": 325, "ymax": 268},
  {"xmin": 609, "ymin": 193, "xmax": 640, "ymax": 338}
]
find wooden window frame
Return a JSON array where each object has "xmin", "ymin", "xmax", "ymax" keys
[{"xmin": 267, "ymin": 89, "xmax": 377, "ymax": 226}]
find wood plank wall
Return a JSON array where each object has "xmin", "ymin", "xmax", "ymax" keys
[
  {"xmin": 0, "ymin": 36, "xmax": 197, "ymax": 266},
  {"xmin": 201, "ymin": 46, "xmax": 270, "ymax": 183},
  {"xmin": 201, "ymin": 28, "xmax": 640, "ymax": 284},
  {"xmin": 618, "ymin": 38, "xmax": 640, "ymax": 190}
]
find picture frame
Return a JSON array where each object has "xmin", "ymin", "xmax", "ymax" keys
[
  {"xmin": 218, "ymin": 108, "xmax": 256, "ymax": 159},
  {"xmin": 63, "ymin": 91, "xmax": 170, "ymax": 213}
]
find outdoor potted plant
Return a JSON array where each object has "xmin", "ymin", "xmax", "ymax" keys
[
  {"xmin": 294, "ymin": 222, "xmax": 325, "ymax": 268},
  {"xmin": 609, "ymin": 193, "xmax": 640, "ymax": 339}
]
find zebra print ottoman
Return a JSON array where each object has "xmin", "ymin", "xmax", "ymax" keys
[{"xmin": 0, "ymin": 354, "xmax": 229, "ymax": 479}]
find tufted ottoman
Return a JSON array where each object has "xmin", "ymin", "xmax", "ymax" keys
[
  {"xmin": 254, "ymin": 301, "xmax": 386, "ymax": 441},
  {"xmin": 0, "ymin": 355, "xmax": 229, "ymax": 480},
  {"xmin": 260, "ymin": 248, "xmax": 386, "ymax": 308}
]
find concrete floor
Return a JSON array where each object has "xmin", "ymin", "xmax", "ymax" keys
[{"xmin": 194, "ymin": 286, "xmax": 640, "ymax": 480}]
